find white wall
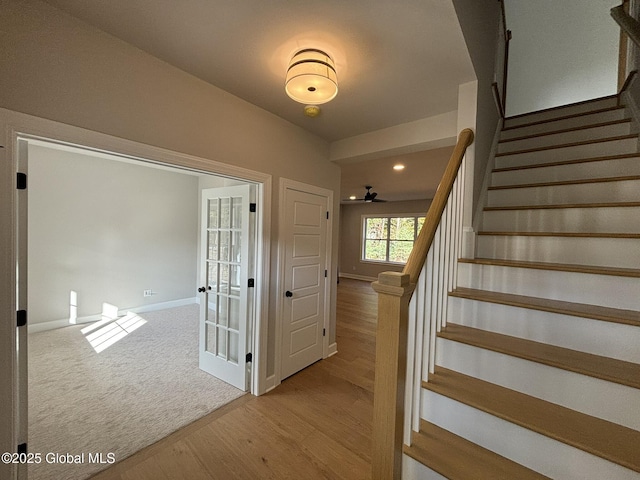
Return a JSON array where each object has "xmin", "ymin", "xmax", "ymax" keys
[
  {"xmin": 504, "ymin": 0, "xmax": 620, "ymax": 116},
  {"xmin": 451, "ymin": 0, "xmax": 501, "ymax": 221},
  {"xmin": 330, "ymin": 111, "xmax": 458, "ymax": 164},
  {"xmin": 28, "ymin": 144, "xmax": 199, "ymax": 326}
]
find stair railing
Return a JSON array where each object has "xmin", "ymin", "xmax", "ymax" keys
[
  {"xmin": 371, "ymin": 128, "xmax": 474, "ymax": 480},
  {"xmin": 612, "ymin": 1, "xmax": 640, "ymax": 88},
  {"xmin": 612, "ymin": 2, "xmax": 640, "ymax": 47},
  {"xmin": 493, "ymin": 0, "xmax": 511, "ymax": 118}
]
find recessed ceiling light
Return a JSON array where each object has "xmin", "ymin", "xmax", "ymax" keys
[{"xmin": 393, "ymin": 164, "xmax": 405, "ymax": 171}]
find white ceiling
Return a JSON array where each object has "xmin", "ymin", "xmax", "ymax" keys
[
  {"xmin": 41, "ymin": 0, "xmax": 475, "ymax": 201},
  {"xmin": 340, "ymin": 146, "xmax": 454, "ymax": 203}
]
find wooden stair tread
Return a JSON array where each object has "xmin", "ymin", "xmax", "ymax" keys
[
  {"xmin": 450, "ymin": 287, "xmax": 640, "ymax": 326},
  {"xmin": 488, "ymin": 174, "xmax": 640, "ymax": 190},
  {"xmin": 499, "ymin": 118, "xmax": 632, "ymax": 144},
  {"xmin": 478, "ymin": 231, "xmax": 640, "ymax": 238},
  {"xmin": 494, "ymin": 134, "xmax": 638, "ymax": 157},
  {"xmin": 438, "ymin": 324, "xmax": 640, "ymax": 389},
  {"xmin": 493, "ymin": 153, "xmax": 640, "ymax": 172},
  {"xmin": 423, "ymin": 367, "xmax": 640, "ymax": 473},
  {"xmin": 503, "ymin": 95, "xmax": 619, "ymax": 125},
  {"xmin": 404, "ymin": 420, "xmax": 550, "ymax": 480},
  {"xmin": 459, "ymin": 257, "xmax": 640, "ymax": 278},
  {"xmin": 485, "ymin": 201, "xmax": 640, "ymax": 211}
]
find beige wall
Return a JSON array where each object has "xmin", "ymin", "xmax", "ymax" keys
[
  {"xmin": 452, "ymin": 0, "xmax": 502, "ymax": 223},
  {"xmin": 0, "ymin": 0, "xmax": 340, "ymax": 390},
  {"xmin": 504, "ymin": 0, "xmax": 619, "ymax": 117},
  {"xmin": 28, "ymin": 144, "xmax": 200, "ymax": 326},
  {"xmin": 339, "ymin": 199, "xmax": 431, "ymax": 280}
]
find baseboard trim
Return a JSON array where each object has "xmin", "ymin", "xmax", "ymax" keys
[
  {"xmin": 327, "ymin": 342, "xmax": 338, "ymax": 357},
  {"xmin": 264, "ymin": 374, "xmax": 278, "ymax": 393},
  {"xmin": 339, "ymin": 273, "xmax": 377, "ymax": 282},
  {"xmin": 28, "ymin": 297, "xmax": 198, "ymax": 334},
  {"xmin": 28, "ymin": 318, "xmax": 79, "ymax": 333}
]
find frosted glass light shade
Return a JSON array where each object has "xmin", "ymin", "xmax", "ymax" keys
[{"xmin": 285, "ymin": 49, "xmax": 338, "ymax": 105}]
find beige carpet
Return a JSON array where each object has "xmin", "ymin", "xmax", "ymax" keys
[{"xmin": 28, "ymin": 304, "xmax": 245, "ymax": 480}]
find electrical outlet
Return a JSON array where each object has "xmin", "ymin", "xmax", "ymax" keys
[{"xmin": 143, "ymin": 290, "xmax": 153, "ymax": 297}]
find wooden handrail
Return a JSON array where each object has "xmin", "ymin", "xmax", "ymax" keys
[
  {"xmin": 612, "ymin": 4, "xmax": 640, "ymax": 48},
  {"xmin": 619, "ymin": 69, "xmax": 638, "ymax": 96},
  {"xmin": 402, "ymin": 128, "xmax": 474, "ymax": 285},
  {"xmin": 499, "ymin": 0, "xmax": 511, "ymax": 115},
  {"xmin": 492, "ymin": 82, "xmax": 505, "ymax": 119},
  {"xmin": 371, "ymin": 128, "xmax": 474, "ymax": 480}
]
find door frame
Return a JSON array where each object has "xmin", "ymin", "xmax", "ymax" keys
[
  {"xmin": 0, "ymin": 107, "xmax": 272, "ymax": 479},
  {"xmin": 274, "ymin": 178, "xmax": 333, "ymax": 386}
]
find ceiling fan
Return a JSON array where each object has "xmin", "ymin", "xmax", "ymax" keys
[{"xmin": 345, "ymin": 186, "xmax": 387, "ymax": 203}]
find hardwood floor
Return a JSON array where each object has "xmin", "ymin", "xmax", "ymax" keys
[{"xmin": 90, "ymin": 278, "xmax": 377, "ymax": 480}]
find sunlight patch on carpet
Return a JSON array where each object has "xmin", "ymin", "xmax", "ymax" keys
[{"xmin": 82, "ymin": 312, "xmax": 147, "ymax": 353}]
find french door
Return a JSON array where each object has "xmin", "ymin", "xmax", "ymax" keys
[{"xmin": 199, "ymin": 184, "xmax": 252, "ymax": 390}]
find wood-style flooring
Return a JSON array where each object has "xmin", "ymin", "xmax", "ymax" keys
[{"xmin": 90, "ymin": 278, "xmax": 377, "ymax": 480}]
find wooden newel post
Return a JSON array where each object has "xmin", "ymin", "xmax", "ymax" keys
[{"xmin": 371, "ymin": 271, "xmax": 415, "ymax": 480}]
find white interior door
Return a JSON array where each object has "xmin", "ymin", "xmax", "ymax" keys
[
  {"xmin": 199, "ymin": 184, "xmax": 252, "ymax": 390},
  {"xmin": 281, "ymin": 188, "xmax": 328, "ymax": 379}
]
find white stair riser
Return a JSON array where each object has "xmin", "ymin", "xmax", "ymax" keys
[
  {"xmin": 487, "ymin": 179, "xmax": 640, "ymax": 206},
  {"xmin": 495, "ymin": 137, "xmax": 639, "ymax": 169},
  {"xmin": 456, "ymin": 262, "xmax": 640, "ymax": 310},
  {"xmin": 447, "ymin": 297, "xmax": 640, "ymax": 363},
  {"xmin": 491, "ymin": 156, "xmax": 640, "ymax": 185},
  {"xmin": 498, "ymin": 122, "xmax": 632, "ymax": 154},
  {"xmin": 500, "ymin": 108, "xmax": 629, "ymax": 140},
  {"xmin": 402, "ymin": 455, "xmax": 448, "ymax": 480},
  {"xmin": 504, "ymin": 97, "xmax": 619, "ymax": 129},
  {"xmin": 435, "ymin": 338, "xmax": 640, "ymax": 430},
  {"xmin": 482, "ymin": 207, "xmax": 640, "ymax": 233},
  {"xmin": 421, "ymin": 389, "xmax": 639, "ymax": 480},
  {"xmin": 476, "ymin": 235, "xmax": 640, "ymax": 269}
]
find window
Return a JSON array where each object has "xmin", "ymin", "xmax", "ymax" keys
[{"xmin": 362, "ymin": 215, "xmax": 425, "ymax": 264}]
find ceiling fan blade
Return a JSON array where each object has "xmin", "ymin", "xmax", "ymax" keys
[{"xmin": 343, "ymin": 186, "xmax": 386, "ymax": 203}]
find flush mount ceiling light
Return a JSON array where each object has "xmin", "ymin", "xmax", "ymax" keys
[
  {"xmin": 393, "ymin": 164, "xmax": 405, "ymax": 171},
  {"xmin": 285, "ymin": 48, "xmax": 338, "ymax": 105}
]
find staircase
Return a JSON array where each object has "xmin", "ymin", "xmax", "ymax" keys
[{"xmin": 403, "ymin": 95, "xmax": 640, "ymax": 479}]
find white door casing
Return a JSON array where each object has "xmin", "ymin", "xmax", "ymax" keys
[
  {"xmin": 1, "ymin": 107, "xmax": 274, "ymax": 480},
  {"xmin": 199, "ymin": 185, "xmax": 253, "ymax": 391},
  {"xmin": 279, "ymin": 181, "xmax": 331, "ymax": 380}
]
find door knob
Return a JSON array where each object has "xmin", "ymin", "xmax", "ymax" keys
[
  {"xmin": 285, "ymin": 290, "xmax": 293, "ymax": 297},
  {"xmin": 198, "ymin": 286, "xmax": 206, "ymax": 293}
]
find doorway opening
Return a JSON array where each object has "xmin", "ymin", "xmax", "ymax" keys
[{"xmin": 13, "ymin": 130, "xmax": 270, "ymax": 480}]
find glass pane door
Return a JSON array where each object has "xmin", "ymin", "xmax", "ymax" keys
[{"xmin": 199, "ymin": 185, "xmax": 251, "ymax": 390}]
